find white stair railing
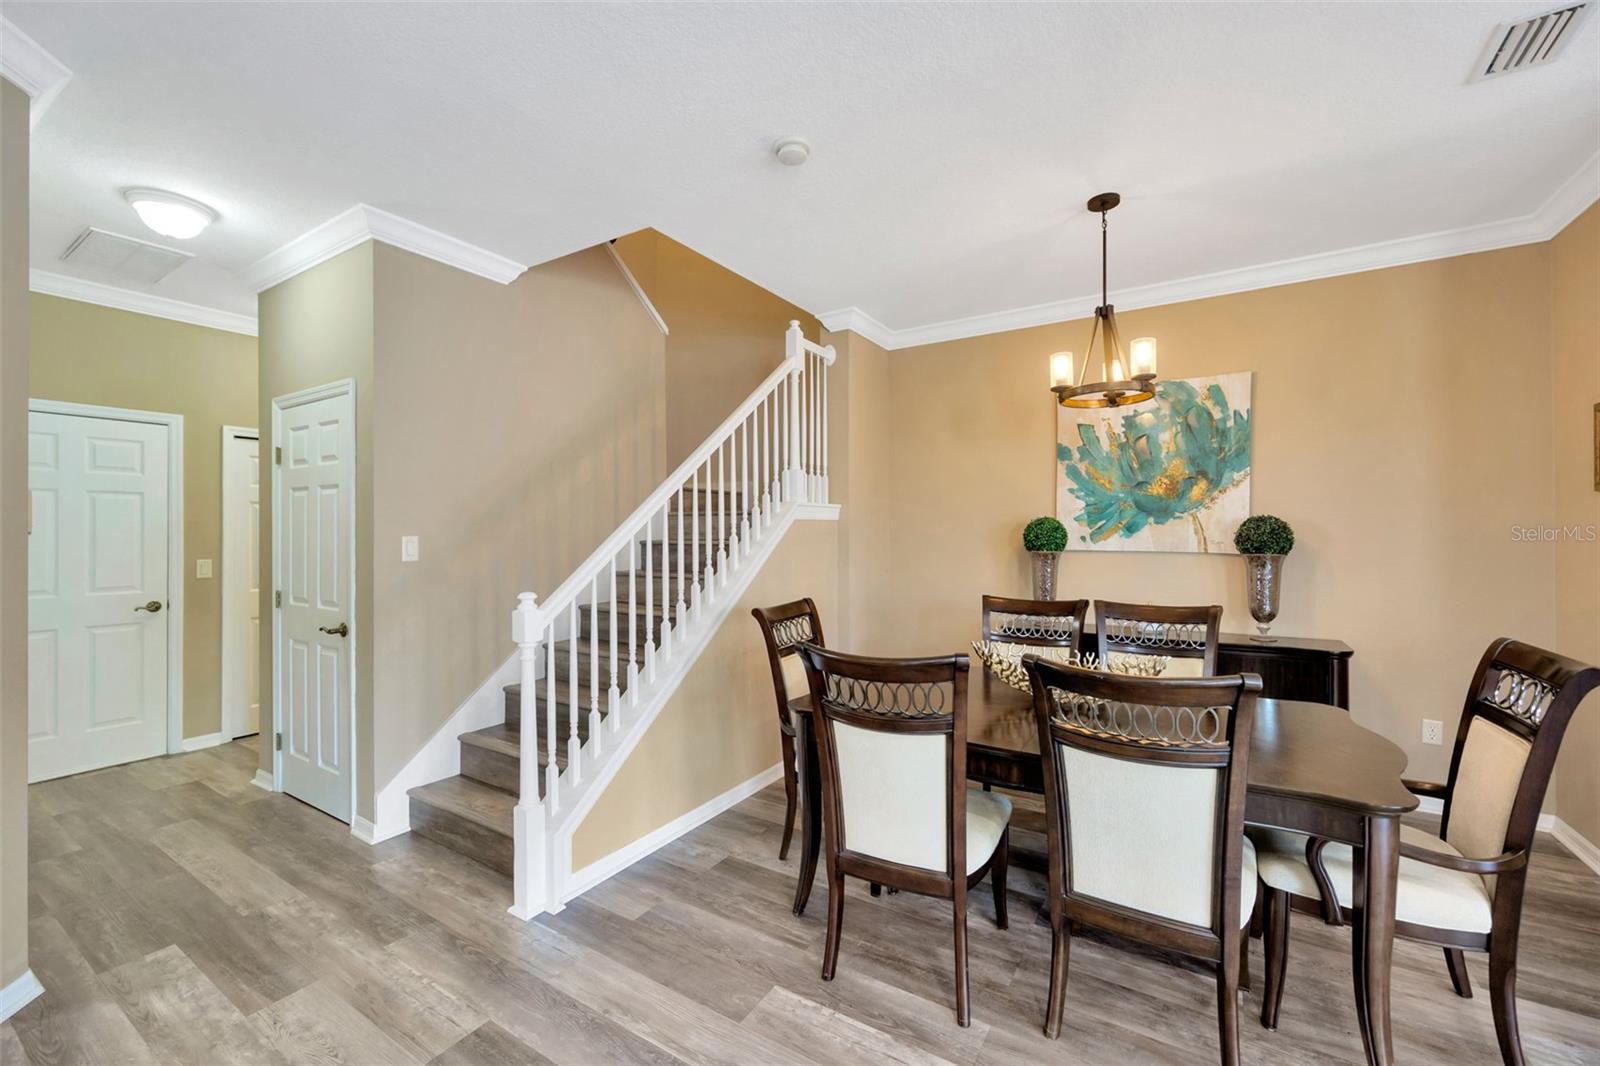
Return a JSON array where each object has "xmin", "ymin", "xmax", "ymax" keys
[{"xmin": 509, "ymin": 322, "xmax": 833, "ymax": 918}]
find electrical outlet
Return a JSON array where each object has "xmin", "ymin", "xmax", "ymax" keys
[
  {"xmin": 195, "ymin": 558, "xmax": 213, "ymax": 579},
  {"xmin": 400, "ymin": 535, "xmax": 419, "ymax": 562},
  {"xmin": 1421, "ymin": 719, "xmax": 1444, "ymax": 746}
]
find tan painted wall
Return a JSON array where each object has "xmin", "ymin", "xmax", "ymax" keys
[
  {"xmin": 257, "ymin": 243, "xmax": 376, "ymax": 786},
  {"xmin": 30, "ymin": 295, "xmax": 258, "ymax": 740},
  {"xmin": 825, "ymin": 329, "xmax": 895, "ymax": 648},
  {"xmin": 612, "ymin": 230, "xmax": 822, "ymax": 468},
  {"xmin": 572, "ymin": 517, "xmax": 839, "ymax": 869},
  {"xmin": 369, "ymin": 243, "xmax": 666, "ymax": 802},
  {"xmin": 850, "ymin": 244, "xmax": 1558, "ymax": 788},
  {"xmin": 0, "ymin": 77, "xmax": 31, "ymax": 990},
  {"xmin": 1550, "ymin": 202, "xmax": 1600, "ymax": 845}
]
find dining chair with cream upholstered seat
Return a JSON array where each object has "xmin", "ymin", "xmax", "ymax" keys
[
  {"xmin": 1251, "ymin": 638, "xmax": 1600, "ymax": 1066},
  {"xmin": 1024, "ymin": 654, "xmax": 1262, "ymax": 1065},
  {"xmin": 1094, "ymin": 600, "xmax": 1223, "ymax": 677},
  {"xmin": 797, "ymin": 644, "xmax": 1012, "ymax": 1028},
  {"xmin": 751, "ymin": 598, "xmax": 826, "ymax": 862}
]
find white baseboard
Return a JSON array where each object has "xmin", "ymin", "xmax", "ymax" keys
[
  {"xmin": 179, "ymin": 732, "xmax": 224, "ymax": 752},
  {"xmin": 350, "ymin": 816, "xmax": 382, "ymax": 844},
  {"xmin": 1551, "ymin": 818, "xmax": 1600, "ymax": 878},
  {"xmin": 0, "ymin": 970, "xmax": 44, "ymax": 1022},
  {"xmin": 563, "ymin": 763, "xmax": 784, "ymax": 902},
  {"xmin": 250, "ymin": 769, "xmax": 275, "ymax": 792}
]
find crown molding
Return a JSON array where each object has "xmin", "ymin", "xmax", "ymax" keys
[
  {"xmin": 31, "ymin": 270, "xmax": 258, "ymax": 336},
  {"xmin": 821, "ymin": 153, "xmax": 1600, "ymax": 352},
  {"xmin": 240, "ymin": 203, "xmax": 527, "ymax": 293},
  {"xmin": 1, "ymin": 17, "xmax": 72, "ymax": 127}
]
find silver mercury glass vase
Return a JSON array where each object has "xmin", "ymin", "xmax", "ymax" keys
[
  {"xmin": 1030, "ymin": 551, "xmax": 1062, "ymax": 600},
  {"xmin": 1244, "ymin": 553, "xmax": 1285, "ymax": 642}
]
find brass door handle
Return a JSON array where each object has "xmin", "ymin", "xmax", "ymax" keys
[
  {"xmin": 319, "ymin": 623, "xmax": 349, "ymax": 638},
  {"xmin": 134, "ymin": 600, "xmax": 163, "ymax": 613}
]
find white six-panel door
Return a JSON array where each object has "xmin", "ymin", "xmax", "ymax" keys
[
  {"xmin": 28, "ymin": 410, "xmax": 172, "ymax": 782},
  {"xmin": 221, "ymin": 429, "xmax": 260, "ymax": 739},
  {"xmin": 275, "ymin": 385, "xmax": 355, "ymax": 822}
]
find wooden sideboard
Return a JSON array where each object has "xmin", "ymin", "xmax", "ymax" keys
[{"xmin": 1077, "ymin": 628, "xmax": 1354, "ymax": 709}]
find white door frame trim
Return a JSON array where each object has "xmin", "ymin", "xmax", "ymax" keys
[
  {"xmin": 27, "ymin": 398, "xmax": 186, "ymax": 753},
  {"xmin": 219, "ymin": 424, "xmax": 258, "ymax": 740},
  {"xmin": 268, "ymin": 379, "xmax": 358, "ymax": 822}
]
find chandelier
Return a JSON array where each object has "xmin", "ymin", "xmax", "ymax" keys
[{"xmin": 1049, "ymin": 192, "xmax": 1158, "ymax": 409}]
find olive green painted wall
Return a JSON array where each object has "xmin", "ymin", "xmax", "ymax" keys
[{"xmin": 29, "ymin": 295, "xmax": 258, "ymax": 741}]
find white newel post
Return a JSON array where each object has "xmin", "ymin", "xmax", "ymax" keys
[
  {"xmin": 784, "ymin": 320, "xmax": 804, "ymax": 502},
  {"xmin": 821, "ymin": 344, "xmax": 834, "ymax": 502},
  {"xmin": 510, "ymin": 591, "xmax": 549, "ymax": 919}
]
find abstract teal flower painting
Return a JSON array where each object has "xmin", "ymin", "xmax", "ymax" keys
[{"xmin": 1055, "ymin": 372, "xmax": 1252, "ymax": 553}]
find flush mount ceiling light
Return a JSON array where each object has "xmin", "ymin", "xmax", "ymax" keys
[
  {"xmin": 773, "ymin": 137, "xmax": 811, "ymax": 166},
  {"xmin": 1049, "ymin": 192, "xmax": 1159, "ymax": 409},
  {"xmin": 123, "ymin": 188, "xmax": 217, "ymax": 240}
]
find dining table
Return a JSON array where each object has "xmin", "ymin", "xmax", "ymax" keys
[{"xmin": 785, "ymin": 663, "xmax": 1419, "ymax": 1066}]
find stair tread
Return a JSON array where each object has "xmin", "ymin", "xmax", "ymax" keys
[
  {"xmin": 460, "ymin": 723, "xmax": 522, "ymax": 756},
  {"xmin": 407, "ymin": 775, "xmax": 516, "ymax": 836}
]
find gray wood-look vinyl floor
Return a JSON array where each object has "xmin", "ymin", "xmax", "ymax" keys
[{"xmin": 5, "ymin": 738, "xmax": 1598, "ymax": 1065}]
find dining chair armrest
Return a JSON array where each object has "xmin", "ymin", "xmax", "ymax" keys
[
  {"xmin": 1402, "ymin": 778, "xmax": 1450, "ymax": 800},
  {"xmin": 1398, "ymin": 842, "xmax": 1528, "ymax": 876}
]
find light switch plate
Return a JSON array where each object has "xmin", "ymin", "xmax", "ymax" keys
[
  {"xmin": 195, "ymin": 558, "xmax": 213, "ymax": 579},
  {"xmin": 401, "ymin": 535, "xmax": 419, "ymax": 562}
]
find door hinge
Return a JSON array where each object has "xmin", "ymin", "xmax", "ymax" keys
[
  {"xmin": 274, "ymin": 590, "xmax": 282, "ymax": 608},
  {"xmin": 274, "ymin": 732, "xmax": 282, "ymax": 751},
  {"xmin": 274, "ymin": 446, "xmax": 282, "ymax": 465}
]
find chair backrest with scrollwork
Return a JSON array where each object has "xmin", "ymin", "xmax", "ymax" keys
[
  {"xmin": 751, "ymin": 599, "xmax": 826, "ymax": 732},
  {"xmin": 1094, "ymin": 600, "xmax": 1223, "ymax": 678},
  {"xmin": 1024, "ymin": 655, "xmax": 1260, "ymax": 953},
  {"xmin": 798, "ymin": 644, "xmax": 969, "ymax": 886},
  {"xmin": 1440, "ymin": 638, "xmax": 1600, "ymax": 894},
  {"xmin": 981, "ymin": 595, "xmax": 1089, "ymax": 649}
]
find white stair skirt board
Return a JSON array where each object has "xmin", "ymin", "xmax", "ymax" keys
[
  {"xmin": 179, "ymin": 732, "xmax": 224, "ymax": 752},
  {"xmin": 0, "ymin": 970, "xmax": 44, "ymax": 1023},
  {"xmin": 251, "ymin": 769, "xmax": 275, "ymax": 792},
  {"xmin": 564, "ymin": 763, "xmax": 784, "ymax": 902},
  {"xmin": 535, "ymin": 502, "xmax": 838, "ymax": 916},
  {"xmin": 366, "ymin": 651, "xmax": 531, "ymax": 844},
  {"xmin": 1552, "ymin": 819, "xmax": 1600, "ymax": 878}
]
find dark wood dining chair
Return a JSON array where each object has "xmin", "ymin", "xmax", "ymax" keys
[
  {"xmin": 981, "ymin": 594, "xmax": 1089, "ymax": 648},
  {"xmin": 1094, "ymin": 600, "xmax": 1223, "ymax": 677},
  {"xmin": 1023, "ymin": 654, "xmax": 1262, "ymax": 1065},
  {"xmin": 751, "ymin": 598, "xmax": 826, "ymax": 862},
  {"xmin": 1252, "ymin": 638, "xmax": 1600, "ymax": 1066},
  {"xmin": 797, "ymin": 644, "xmax": 1012, "ymax": 1027}
]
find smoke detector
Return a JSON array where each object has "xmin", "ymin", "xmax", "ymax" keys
[
  {"xmin": 1471, "ymin": 4, "xmax": 1591, "ymax": 80},
  {"xmin": 773, "ymin": 137, "xmax": 811, "ymax": 167}
]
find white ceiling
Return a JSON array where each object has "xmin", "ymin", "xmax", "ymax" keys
[{"xmin": 10, "ymin": 1, "xmax": 1600, "ymax": 338}]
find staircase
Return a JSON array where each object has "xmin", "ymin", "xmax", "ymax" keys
[
  {"xmin": 406, "ymin": 489, "xmax": 746, "ymax": 877},
  {"xmin": 403, "ymin": 323, "xmax": 836, "ymax": 918}
]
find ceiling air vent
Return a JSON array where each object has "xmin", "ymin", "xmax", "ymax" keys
[
  {"xmin": 1472, "ymin": 4, "xmax": 1591, "ymax": 80},
  {"xmin": 60, "ymin": 227, "xmax": 193, "ymax": 284}
]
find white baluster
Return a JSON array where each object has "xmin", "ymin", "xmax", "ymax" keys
[
  {"xmin": 821, "ymin": 351, "xmax": 831, "ymax": 502},
  {"xmin": 690, "ymin": 467, "xmax": 700, "ymax": 623},
  {"xmin": 811, "ymin": 352, "xmax": 820, "ymax": 501},
  {"xmin": 644, "ymin": 510, "xmax": 658, "ymax": 674},
  {"xmin": 718, "ymin": 442, "xmax": 729, "ymax": 587},
  {"xmin": 741, "ymin": 416, "xmax": 752, "ymax": 556},
  {"xmin": 588, "ymin": 578, "xmax": 602, "ymax": 757},
  {"xmin": 675, "ymin": 489, "xmax": 687, "ymax": 631},
  {"xmin": 544, "ymin": 620, "xmax": 558, "ymax": 812},
  {"xmin": 567, "ymin": 601, "xmax": 581, "ymax": 784},
  {"xmin": 707, "ymin": 455, "xmax": 720, "ymax": 595},
  {"xmin": 658, "ymin": 501, "xmax": 671, "ymax": 660},
  {"xmin": 626, "ymin": 537, "xmax": 639, "ymax": 708},
  {"xmin": 785, "ymin": 321, "xmax": 803, "ymax": 501}
]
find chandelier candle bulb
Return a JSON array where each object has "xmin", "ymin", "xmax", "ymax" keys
[
  {"xmin": 1050, "ymin": 351, "xmax": 1074, "ymax": 388},
  {"xmin": 1130, "ymin": 337, "xmax": 1158, "ymax": 377}
]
